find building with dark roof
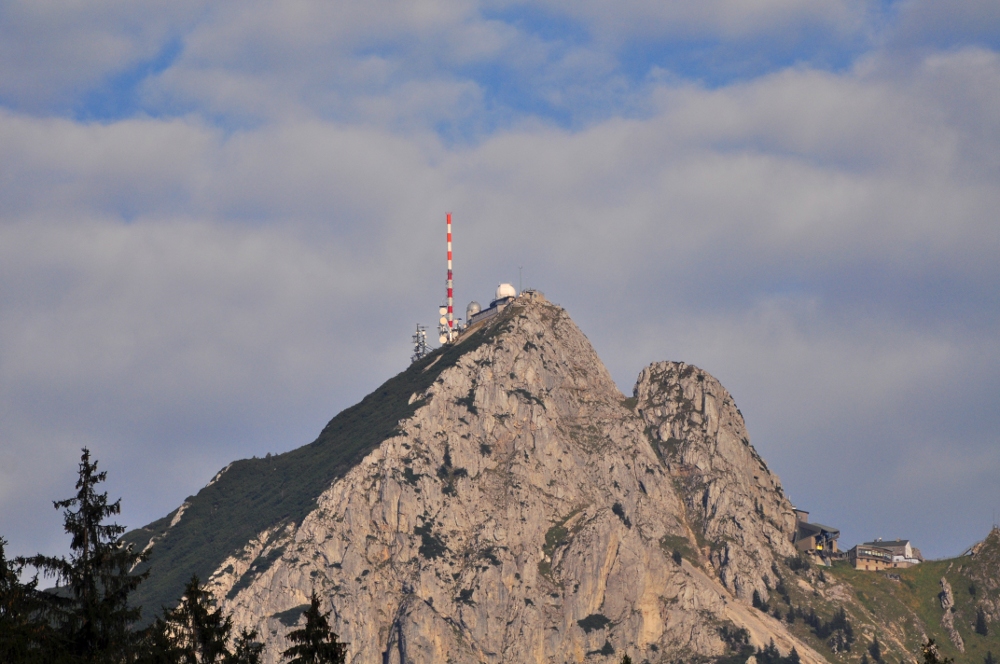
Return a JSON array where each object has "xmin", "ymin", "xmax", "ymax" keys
[{"xmin": 791, "ymin": 508, "xmax": 840, "ymax": 561}]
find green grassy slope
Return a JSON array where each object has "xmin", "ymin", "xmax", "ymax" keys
[
  {"xmin": 124, "ymin": 318, "xmax": 508, "ymax": 621},
  {"xmin": 734, "ymin": 531, "xmax": 1000, "ymax": 664}
]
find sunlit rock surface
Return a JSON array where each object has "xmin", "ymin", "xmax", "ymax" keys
[{"xmin": 193, "ymin": 294, "xmax": 824, "ymax": 663}]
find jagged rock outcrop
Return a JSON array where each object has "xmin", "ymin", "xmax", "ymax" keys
[
  {"xmin": 142, "ymin": 294, "xmax": 826, "ymax": 663},
  {"xmin": 634, "ymin": 362, "xmax": 799, "ymax": 603},
  {"xmin": 939, "ymin": 577, "xmax": 965, "ymax": 652},
  {"xmin": 967, "ymin": 527, "xmax": 1000, "ymax": 624}
]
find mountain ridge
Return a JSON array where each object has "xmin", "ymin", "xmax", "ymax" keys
[
  {"xmin": 122, "ymin": 312, "xmax": 507, "ymax": 619},
  {"xmin": 189, "ymin": 293, "xmax": 825, "ymax": 662},
  {"xmin": 125, "ymin": 293, "xmax": 1000, "ymax": 663}
]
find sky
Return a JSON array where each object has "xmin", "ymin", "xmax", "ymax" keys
[{"xmin": 0, "ymin": 0, "xmax": 998, "ymax": 564}]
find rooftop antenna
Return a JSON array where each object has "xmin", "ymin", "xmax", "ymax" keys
[{"xmin": 519, "ymin": 265, "xmax": 522, "ymax": 293}]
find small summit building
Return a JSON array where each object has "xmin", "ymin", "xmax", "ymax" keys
[
  {"xmin": 847, "ymin": 538, "xmax": 922, "ymax": 571},
  {"xmin": 466, "ymin": 283, "xmax": 519, "ymax": 327},
  {"xmin": 791, "ymin": 508, "xmax": 840, "ymax": 562}
]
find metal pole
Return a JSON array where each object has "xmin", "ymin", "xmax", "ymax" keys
[{"xmin": 446, "ymin": 213, "xmax": 454, "ymax": 341}]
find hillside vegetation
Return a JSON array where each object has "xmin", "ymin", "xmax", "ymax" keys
[{"xmin": 748, "ymin": 530, "xmax": 1000, "ymax": 664}]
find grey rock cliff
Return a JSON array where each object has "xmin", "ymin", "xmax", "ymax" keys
[
  {"xmin": 939, "ymin": 576, "xmax": 965, "ymax": 652},
  {"xmin": 634, "ymin": 362, "xmax": 799, "ymax": 603},
  {"xmin": 195, "ymin": 294, "xmax": 823, "ymax": 663}
]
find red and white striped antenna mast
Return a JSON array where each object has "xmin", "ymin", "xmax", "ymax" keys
[{"xmin": 446, "ymin": 212, "xmax": 454, "ymax": 342}]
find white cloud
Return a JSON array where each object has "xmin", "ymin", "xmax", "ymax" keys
[
  {"xmin": 889, "ymin": 0, "xmax": 1000, "ymax": 50},
  {"xmin": 0, "ymin": 0, "xmax": 206, "ymax": 110},
  {"xmin": 0, "ymin": 4, "xmax": 998, "ymax": 563},
  {"xmin": 0, "ymin": 213, "xmax": 434, "ymax": 556},
  {"xmin": 491, "ymin": 0, "xmax": 876, "ymax": 43}
]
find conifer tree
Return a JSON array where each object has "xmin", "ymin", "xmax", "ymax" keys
[
  {"xmin": 0, "ymin": 537, "xmax": 48, "ymax": 662},
  {"xmin": 758, "ymin": 639, "xmax": 780, "ymax": 664},
  {"xmin": 281, "ymin": 591, "xmax": 347, "ymax": 664},
  {"xmin": 977, "ymin": 607, "xmax": 989, "ymax": 636},
  {"xmin": 139, "ymin": 582, "xmax": 266, "ymax": 664},
  {"xmin": 228, "ymin": 627, "xmax": 265, "ymax": 664},
  {"xmin": 163, "ymin": 575, "xmax": 233, "ymax": 663},
  {"xmin": 139, "ymin": 617, "xmax": 184, "ymax": 664},
  {"xmin": 868, "ymin": 635, "xmax": 882, "ymax": 662},
  {"xmin": 985, "ymin": 650, "xmax": 996, "ymax": 664},
  {"xmin": 19, "ymin": 448, "xmax": 148, "ymax": 662}
]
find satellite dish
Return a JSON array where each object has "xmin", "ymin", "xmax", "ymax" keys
[
  {"xmin": 439, "ymin": 306, "xmax": 448, "ymax": 315},
  {"xmin": 439, "ymin": 316, "xmax": 448, "ymax": 325},
  {"xmin": 439, "ymin": 334, "xmax": 448, "ymax": 344}
]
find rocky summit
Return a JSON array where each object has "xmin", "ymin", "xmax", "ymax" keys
[{"xmin": 124, "ymin": 293, "xmax": 1000, "ymax": 663}]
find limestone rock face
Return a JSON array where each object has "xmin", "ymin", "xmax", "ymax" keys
[
  {"xmin": 200, "ymin": 295, "xmax": 824, "ymax": 663},
  {"xmin": 633, "ymin": 362, "xmax": 799, "ymax": 603},
  {"xmin": 967, "ymin": 527, "xmax": 1000, "ymax": 623},
  {"xmin": 939, "ymin": 577, "xmax": 965, "ymax": 652}
]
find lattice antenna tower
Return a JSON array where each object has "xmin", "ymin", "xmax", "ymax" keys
[{"xmin": 411, "ymin": 324, "xmax": 429, "ymax": 363}]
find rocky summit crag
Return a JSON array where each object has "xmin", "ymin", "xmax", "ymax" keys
[{"xmin": 125, "ymin": 294, "xmax": 999, "ymax": 663}]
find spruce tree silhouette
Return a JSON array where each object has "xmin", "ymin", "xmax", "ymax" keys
[
  {"xmin": 162, "ymin": 575, "xmax": 233, "ymax": 663},
  {"xmin": 281, "ymin": 591, "xmax": 346, "ymax": 664},
  {"xmin": 0, "ymin": 537, "xmax": 49, "ymax": 662},
  {"xmin": 19, "ymin": 448, "xmax": 148, "ymax": 662},
  {"xmin": 977, "ymin": 608, "xmax": 989, "ymax": 636},
  {"xmin": 868, "ymin": 635, "xmax": 882, "ymax": 661},
  {"xmin": 228, "ymin": 627, "xmax": 265, "ymax": 664}
]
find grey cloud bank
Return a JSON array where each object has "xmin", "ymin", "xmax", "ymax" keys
[{"xmin": 0, "ymin": 0, "xmax": 997, "ymax": 565}]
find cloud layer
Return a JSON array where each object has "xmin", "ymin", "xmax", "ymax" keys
[{"xmin": 0, "ymin": 0, "xmax": 997, "ymax": 562}]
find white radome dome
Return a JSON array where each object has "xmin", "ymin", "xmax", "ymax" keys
[
  {"xmin": 495, "ymin": 283, "xmax": 517, "ymax": 300},
  {"xmin": 466, "ymin": 301, "xmax": 482, "ymax": 319}
]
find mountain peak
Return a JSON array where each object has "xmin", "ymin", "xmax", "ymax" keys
[
  {"xmin": 128, "ymin": 295, "xmax": 824, "ymax": 663},
  {"xmin": 634, "ymin": 361, "xmax": 799, "ymax": 599}
]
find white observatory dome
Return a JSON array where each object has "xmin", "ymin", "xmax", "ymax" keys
[
  {"xmin": 495, "ymin": 283, "xmax": 517, "ymax": 300},
  {"xmin": 466, "ymin": 301, "xmax": 482, "ymax": 319}
]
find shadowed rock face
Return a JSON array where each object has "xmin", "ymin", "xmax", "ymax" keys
[{"xmin": 174, "ymin": 295, "xmax": 823, "ymax": 663}]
